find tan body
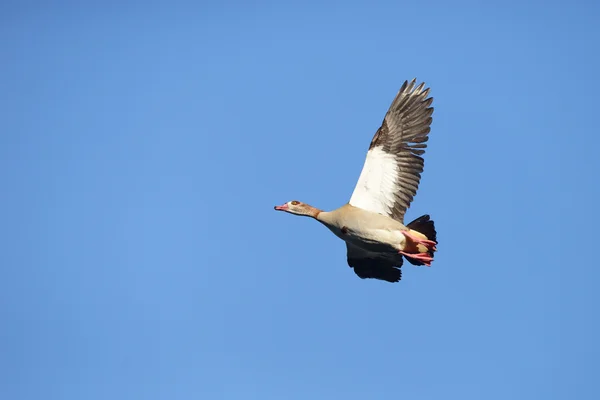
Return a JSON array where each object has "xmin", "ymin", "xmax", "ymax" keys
[{"xmin": 318, "ymin": 204, "xmax": 421, "ymax": 253}]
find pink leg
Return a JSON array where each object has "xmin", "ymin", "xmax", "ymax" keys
[
  {"xmin": 401, "ymin": 230, "xmax": 437, "ymax": 251},
  {"xmin": 399, "ymin": 251, "xmax": 433, "ymax": 266}
]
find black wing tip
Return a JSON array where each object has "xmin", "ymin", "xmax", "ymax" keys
[{"xmin": 351, "ymin": 264, "xmax": 402, "ymax": 283}]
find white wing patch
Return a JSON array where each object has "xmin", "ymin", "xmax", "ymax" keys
[{"xmin": 349, "ymin": 146, "xmax": 400, "ymax": 216}]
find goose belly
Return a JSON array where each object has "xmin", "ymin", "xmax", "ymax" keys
[{"xmin": 335, "ymin": 226, "xmax": 406, "ymax": 253}]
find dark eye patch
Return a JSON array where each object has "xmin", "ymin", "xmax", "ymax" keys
[{"xmin": 291, "ymin": 201, "xmax": 300, "ymax": 205}]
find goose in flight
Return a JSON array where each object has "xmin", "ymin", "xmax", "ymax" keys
[{"xmin": 274, "ymin": 79, "xmax": 437, "ymax": 283}]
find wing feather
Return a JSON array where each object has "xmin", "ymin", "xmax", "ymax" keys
[
  {"xmin": 346, "ymin": 244, "xmax": 402, "ymax": 283},
  {"xmin": 349, "ymin": 79, "xmax": 434, "ymax": 223}
]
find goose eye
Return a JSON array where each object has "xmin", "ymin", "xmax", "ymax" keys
[{"xmin": 291, "ymin": 201, "xmax": 300, "ymax": 206}]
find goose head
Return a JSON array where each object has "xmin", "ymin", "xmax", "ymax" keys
[{"xmin": 274, "ymin": 200, "xmax": 321, "ymax": 218}]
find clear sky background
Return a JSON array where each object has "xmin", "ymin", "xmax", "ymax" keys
[{"xmin": 1, "ymin": 1, "xmax": 599, "ymax": 399}]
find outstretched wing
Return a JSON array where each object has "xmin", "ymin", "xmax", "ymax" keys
[
  {"xmin": 349, "ymin": 79, "xmax": 434, "ymax": 223},
  {"xmin": 346, "ymin": 244, "xmax": 402, "ymax": 283}
]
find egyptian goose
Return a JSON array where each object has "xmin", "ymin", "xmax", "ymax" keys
[{"xmin": 275, "ymin": 79, "xmax": 437, "ymax": 283}]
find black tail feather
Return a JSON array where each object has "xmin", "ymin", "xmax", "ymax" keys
[
  {"xmin": 405, "ymin": 214, "xmax": 437, "ymax": 266},
  {"xmin": 406, "ymin": 214, "xmax": 437, "ymax": 243}
]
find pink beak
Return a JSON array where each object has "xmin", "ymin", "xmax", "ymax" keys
[{"xmin": 274, "ymin": 203, "xmax": 289, "ymax": 211}]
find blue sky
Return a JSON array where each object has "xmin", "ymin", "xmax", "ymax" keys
[{"xmin": 1, "ymin": 1, "xmax": 599, "ymax": 399}]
